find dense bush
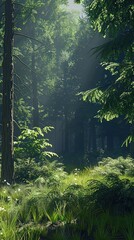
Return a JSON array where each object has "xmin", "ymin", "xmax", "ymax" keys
[
  {"xmin": 15, "ymin": 159, "xmax": 67, "ymax": 183},
  {"xmin": 14, "ymin": 127, "xmax": 58, "ymax": 163},
  {"xmin": 92, "ymin": 156, "xmax": 134, "ymax": 177},
  {"xmin": 14, "ymin": 127, "xmax": 62, "ymax": 183}
]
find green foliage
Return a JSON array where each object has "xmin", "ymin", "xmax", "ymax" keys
[
  {"xmin": 79, "ymin": 87, "xmax": 103, "ymax": 103},
  {"xmin": 75, "ymin": 0, "xmax": 81, "ymax": 3},
  {"xmin": 124, "ymin": 135, "xmax": 134, "ymax": 147},
  {"xmin": 14, "ymin": 126, "xmax": 58, "ymax": 163},
  {"xmin": 97, "ymin": 156, "xmax": 134, "ymax": 176},
  {"xmin": 13, "ymin": 0, "xmax": 79, "ymax": 130},
  {"xmin": 0, "ymin": 157, "xmax": 134, "ymax": 239},
  {"xmin": 85, "ymin": 0, "xmax": 133, "ymax": 38},
  {"xmin": 14, "ymin": 98, "xmax": 32, "ymax": 128},
  {"xmin": 81, "ymin": 0, "xmax": 134, "ymax": 140},
  {"xmin": 15, "ymin": 159, "xmax": 67, "ymax": 183}
]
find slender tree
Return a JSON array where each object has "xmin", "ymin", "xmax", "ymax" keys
[
  {"xmin": 1, "ymin": 0, "xmax": 14, "ymax": 183},
  {"xmin": 31, "ymin": 41, "xmax": 39, "ymax": 127}
]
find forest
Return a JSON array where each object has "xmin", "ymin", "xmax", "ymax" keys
[{"xmin": 0, "ymin": 0, "xmax": 134, "ymax": 239}]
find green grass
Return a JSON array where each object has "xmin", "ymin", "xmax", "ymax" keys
[{"xmin": 0, "ymin": 156, "xmax": 134, "ymax": 239}]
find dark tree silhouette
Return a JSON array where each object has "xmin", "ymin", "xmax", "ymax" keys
[{"xmin": 1, "ymin": 0, "xmax": 14, "ymax": 183}]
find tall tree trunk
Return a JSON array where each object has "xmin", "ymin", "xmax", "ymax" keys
[
  {"xmin": 130, "ymin": 124, "xmax": 134, "ymax": 157},
  {"xmin": 64, "ymin": 114, "xmax": 69, "ymax": 154},
  {"xmin": 90, "ymin": 120, "xmax": 97, "ymax": 152},
  {"xmin": 74, "ymin": 119, "xmax": 84, "ymax": 154},
  {"xmin": 31, "ymin": 43, "xmax": 39, "ymax": 127},
  {"xmin": 63, "ymin": 62, "xmax": 69, "ymax": 154},
  {"xmin": 107, "ymin": 134, "xmax": 114, "ymax": 152},
  {"xmin": 1, "ymin": 0, "xmax": 14, "ymax": 183}
]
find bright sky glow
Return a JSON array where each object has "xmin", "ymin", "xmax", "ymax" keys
[{"xmin": 67, "ymin": 0, "xmax": 83, "ymax": 14}]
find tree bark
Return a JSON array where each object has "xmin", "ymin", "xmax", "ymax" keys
[
  {"xmin": 107, "ymin": 134, "xmax": 114, "ymax": 152},
  {"xmin": 90, "ymin": 120, "xmax": 97, "ymax": 152},
  {"xmin": 74, "ymin": 118, "xmax": 84, "ymax": 154},
  {"xmin": 31, "ymin": 42, "xmax": 39, "ymax": 127},
  {"xmin": 1, "ymin": 0, "xmax": 14, "ymax": 183},
  {"xmin": 130, "ymin": 125, "xmax": 134, "ymax": 157},
  {"xmin": 64, "ymin": 115, "xmax": 69, "ymax": 154}
]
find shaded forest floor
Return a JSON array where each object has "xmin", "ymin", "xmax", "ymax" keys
[{"xmin": 0, "ymin": 156, "xmax": 134, "ymax": 240}]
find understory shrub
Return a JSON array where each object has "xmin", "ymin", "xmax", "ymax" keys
[
  {"xmin": 15, "ymin": 159, "xmax": 67, "ymax": 183},
  {"xmin": 14, "ymin": 126, "xmax": 58, "ymax": 163},
  {"xmin": 90, "ymin": 156, "xmax": 134, "ymax": 177},
  {"xmin": 14, "ymin": 127, "xmax": 65, "ymax": 183}
]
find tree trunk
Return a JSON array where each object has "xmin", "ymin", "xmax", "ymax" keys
[
  {"xmin": 64, "ymin": 115, "xmax": 69, "ymax": 154},
  {"xmin": 130, "ymin": 125, "xmax": 134, "ymax": 157},
  {"xmin": 31, "ymin": 42, "xmax": 39, "ymax": 127},
  {"xmin": 107, "ymin": 134, "xmax": 114, "ymax": 152},
  {"xmin": 74, "ymin": 121, "xmax": 84, "ymax": 154},
  {"xmin": 1, "ymin": 0, "xmax": 14, "ymax": 183},
  {"xmin": 90, "ymin": 120, "xmax": 97, "ymax": 152}
]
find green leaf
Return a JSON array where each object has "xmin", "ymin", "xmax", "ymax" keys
[{"xmin": 79, "ymin": 88, "xmax": 103, "ymax": 103}]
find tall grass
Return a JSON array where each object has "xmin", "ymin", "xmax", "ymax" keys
[{"xmin": 0, "ymin": 156, "xmax": 134, "ymax": 239}]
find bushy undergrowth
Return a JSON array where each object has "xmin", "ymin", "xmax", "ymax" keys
[
  {"xmin": 0, "ymin": 156, "xmax": 134, "ymax": 240},
  {"xmin": 97, "ymin": 156, "xmax": 134, "ymax": 176},
  {"xmin": 15, "ymin": 159, "xmax": 67, "ymax": 183},
  {"xmin": 14, "ymin": 127, "xmax": 58, "ymax": 163}
]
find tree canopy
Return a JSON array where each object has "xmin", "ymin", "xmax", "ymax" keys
[{"xmin": 80, "ymin": 0, "xmax": 134, "ymax": 130}]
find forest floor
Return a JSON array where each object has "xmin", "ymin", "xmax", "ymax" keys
[{"xmin": 0, "ymin": 156, "xmax": 134, "ymax": 240}]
